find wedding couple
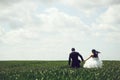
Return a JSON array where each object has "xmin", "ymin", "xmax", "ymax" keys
[{"xmin": 68, "ymin": 48, "xmax": 102, "ymax": 68}]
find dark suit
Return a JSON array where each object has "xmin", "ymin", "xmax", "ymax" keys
[{"xmin": 69, "ymin": 51, "xmax": 84, "ymax": 68}]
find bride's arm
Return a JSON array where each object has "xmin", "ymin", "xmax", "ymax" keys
[{"xmin": 85, "ymin": 55, "xmax": 93, "ymax": 61}]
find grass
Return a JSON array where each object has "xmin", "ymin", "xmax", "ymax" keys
[{"xmin": 0, "ymin": 61, "xmax": 120, "ymax": 80}]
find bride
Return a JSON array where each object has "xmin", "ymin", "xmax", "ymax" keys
[{"xmin": 83, "ymin": 49, "xmax": 102, "ymax": 68}]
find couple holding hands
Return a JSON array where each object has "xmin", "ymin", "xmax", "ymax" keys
[{"xmin": 68, "ymin": 48, "xmax": 102, "ymax": 68}]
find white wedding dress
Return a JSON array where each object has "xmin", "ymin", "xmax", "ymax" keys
[{"xmin": 83, "ymin": 57, "xmax": 102, "ymax": 68}]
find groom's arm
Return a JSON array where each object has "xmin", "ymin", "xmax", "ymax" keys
[
  {"xmin": 78, "ymin": 53, "xmax": 84, "ymax": 61},
  {"xmin": 68, "ymin": 54, "xmax": 71, "ymax": 65}
]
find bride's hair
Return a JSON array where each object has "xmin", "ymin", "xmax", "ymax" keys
[
  {"xmin": 92, "ymin": 49, "xmax": 100, "ymax": 54},
  {"xmin": 92, "ymin": 49, "xmax": 96, "ymax": 53}
]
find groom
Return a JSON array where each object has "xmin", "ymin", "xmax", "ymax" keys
[{"xmin": 68, "ymin": 48, "xmax": 84, "ymax": 68}]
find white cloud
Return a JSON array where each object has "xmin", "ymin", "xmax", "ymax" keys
[
  {"xmin": 0, "ymin": 26, "xmax": 4, "ymax": 36},
  {"xmin": 0, "ymin": 0, "xmax": 120, "ymax": 60},
  {"xmin": 37, "ymin": 8, "xmax": 88, "ymax": 32},
  {"xmin": 91, "ymin": 4, "xmax": 120, "ymax": 43},
  {"xmin": 0, "ymin": 28, "xmax": 39, "ymax": 44},
  {"xmin": 60, "ymin": 0, "xmax": 120, "ymax": 17},
  {"xmin": 0, "ymin": 5, "xmax": 89, "ymax": 45},
  {"xmin": 97, "ymin": 5, "xmax": 120, "ymax": 24},
  {"xmin": 0, "ymin": 1, "xmax": 37, "ymax": 27},
  {"xmin": 1, "ymin": 0, "xmax": 119, "ymax": 44}
]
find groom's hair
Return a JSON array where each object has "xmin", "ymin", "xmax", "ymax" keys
[{"xmin": 71, "ymin": 48, "xmax": 75, "ymax": 51}]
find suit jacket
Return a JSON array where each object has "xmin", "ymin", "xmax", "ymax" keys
[{"xmin": 69, "ymin": 51, "xmax": 84, "ymax": 66}]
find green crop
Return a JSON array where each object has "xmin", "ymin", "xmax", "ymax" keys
[{"xmin": 0, "ymin": 61, "xmax": 120, "ymax": 80}]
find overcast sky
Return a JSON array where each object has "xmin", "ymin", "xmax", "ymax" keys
[{"xmin": 0, "ymin": 0, "xmax": 120, "ymax": 60}]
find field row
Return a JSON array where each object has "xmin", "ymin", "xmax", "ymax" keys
[{"xmin": 0, "ymin": 61, "xmax": 120, "ymax": 80}]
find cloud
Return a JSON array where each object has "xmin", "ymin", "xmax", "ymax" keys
[
  {"xmin": 0, "ymin": 0, "xmax": 90, "ymax": 60},
  {"xmin": 0, "ymin": 0, "xmax": 120, "ymax": 60},
  {"xmin": 0, "ymin": 0, "xmax": 22, "ymax": 10},
  {"xmin": 0, "ymin": 0, "xmax": 19, "ymax": 5},
  {"xmin": 0, "ymin": 0, "xmax": 38, "ymax": 30},
  {"xmin": 0, "ymin": 26, "xmax": 4, "ymax": 36},
  {"xmin": 96, "ymin": 5, "xmax": 120, "ymax": 24},
  {"xmin": 1, "ymin": 0, "xmax": 119, "ymax": 44},
  {"xmin": 0, "ymin": 5, "xmax": 89, "ymax": 45},
  {"xmin": 60, "ymin": 0, "xmax": 120, "ymax": 17},
  {"xmin": 91, "ymin": 4, "xmax": 120, "ymax": 43}
]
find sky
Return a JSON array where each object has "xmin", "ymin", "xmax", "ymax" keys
[{"xmin": 0, "ymin": 0, "xmax": 120, "ymax": 60}]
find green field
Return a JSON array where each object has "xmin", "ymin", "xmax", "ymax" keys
[{"xmin": 0, "ymin": 61, "xmax": 120, "ymax": 80}]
